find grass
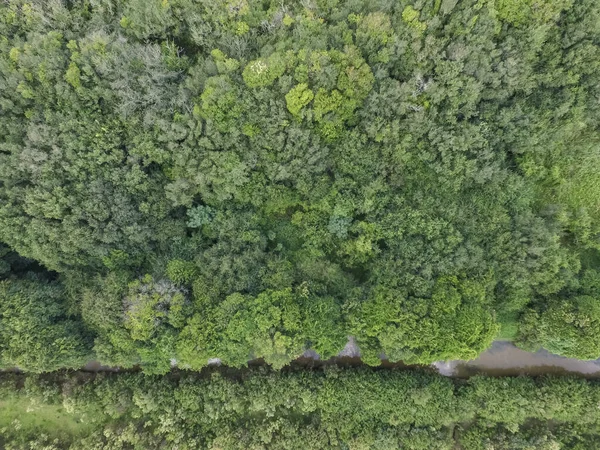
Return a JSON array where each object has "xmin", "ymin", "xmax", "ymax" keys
[
  {"xmin": 556, "ymin": 146, "xmax": 600, "ymax": 223},
  {"xmin": 496, "ymin": 311, "xmax": 520, "ymax": 341},
  {"xmin": 0, "ymin": 397, "xmax": 94, "ymax": 443}
]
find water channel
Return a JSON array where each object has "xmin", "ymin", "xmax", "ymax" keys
[
  {"xmin": 74, "ymin": 339, "xmax": 600, "ymax": 378},
  {"xmin": 292, "ymin": 338, "xmax": 600, "ymax": 378},
  {"xmin": 432, "ymin": 340, "xmax": 600, "ymax": 378}
]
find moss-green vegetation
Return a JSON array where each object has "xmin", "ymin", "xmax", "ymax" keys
[
  {"xmin": 0, "ymin": 401, "xmax": 89, "ymax": 442},
  {"xmin": 0, "ymin": 375, "xmax": 97, "ymax": 447},
  {"xmin": 1, "ymin": 0, "xmax": 600, "ymax": 373}
]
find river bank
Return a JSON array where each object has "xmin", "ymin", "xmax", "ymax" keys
[
  {"xmin": 77, "ymin": 339, "xmax": 600, "ymax": 378},
  {"xmin": 433, "ymin": 340, "xmax": 600, "ymax": 378}
]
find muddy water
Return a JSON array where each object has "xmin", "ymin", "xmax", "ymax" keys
[
  {"xmin": 290, "ymin": 340, "xmax": 600, "ymax": 378},
  {"xmin": 83, "ymin": 361, "xmax": 121, "ymax": 372},
  {"xmin": 435, "ymin": 341, "xmax": 600, "ymax": 378},
  {"xmin": 295, "ymin": 338, "xmax": 600, "ymax": 378},
  {"xmin": 7, "ymin": 340, "xmax": 600, "ymax": 377}
]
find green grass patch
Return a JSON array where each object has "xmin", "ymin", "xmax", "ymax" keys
[
  {"xmin": 0, "ymin": 398, "xmax": 93, "ymax": 443},
  {"xmin": 496, "ymin": 311, "xmax": 520, "ymax": 341}
]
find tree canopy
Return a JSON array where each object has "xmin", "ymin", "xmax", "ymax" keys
[
  {"xmin": 1, "ymin": 0, "xmax": 600, "ymax": 371},
  {"xmin": 3, "ymin": 369, "xmax": 600, "ymax": 449}
]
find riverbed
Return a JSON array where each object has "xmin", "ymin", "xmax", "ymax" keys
[
  {"xmin": 69, "ymin": 339, "xmax": 600, "ymax": 378},
  {"xmin": 293, "ymin": 338, "xmax": 600, "ymax": 378},
  {"xmin": 433, "ymin": 340, "xmax": 600, "ymax": 378}
]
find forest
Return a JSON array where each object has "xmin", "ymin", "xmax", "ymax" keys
[
  {"xmin": 3, "ymin": 0, "xmax": 600, "ymax": 446},
  {"xmin": 3, "ymin": 368, "xmax": 600, "ymax": 449},
  {"xmin": 2, "ymin": 0, "xmax": 600, "ymax": 373}
]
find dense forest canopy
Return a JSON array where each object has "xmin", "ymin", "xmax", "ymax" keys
[
  {"xmin": 1, "ymin": 0, "xmax": 600, "ymax": 372},
  {"xmin": 3, "ymin": 369, "xmax": 600, "ymax": 449}
]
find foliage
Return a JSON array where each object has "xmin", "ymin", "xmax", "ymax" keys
[
  {"xmin": 517, "ymin": 269, "xmax": 600, "ymax": 359},
  {"xmin": 0, "ymin": 279, "xmax": 92, "ymax": 372},
  {"xmin": 3, "ymin": 370, "xmax": 600, "ymax": 448},
  {"xmin": 176, "ymin": 288, "xmax": 347, "ymax": 370},
  {"xmin": 351, "ymin": 277, "xmax": 498, "ymax": 364},
  {"xmin": 285, "ymin": 83, "xmax": 314, "ymax": 117},
  {"xmin": 0, "ymin": 0, "xmax": 599, "ymax": 371}
]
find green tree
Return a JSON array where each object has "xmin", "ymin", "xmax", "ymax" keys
[
  {"xmin": 352, "ymin": 277, "xmax": 498, "ymax": 364},
  {"xmin": 0, "ymin": 279, "xmax": 92, "ymax": 372}
]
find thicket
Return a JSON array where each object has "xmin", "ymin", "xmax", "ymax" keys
[
  {"xmin": 2, "ymin": 369, "xmax": 600, "ymax": 449},
  {"xmin": 1, "ymin": 0, "xmax": 600, "ymax": 372}
]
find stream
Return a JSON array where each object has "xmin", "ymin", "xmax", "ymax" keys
[
  {"xmin": 432, "ymin": 340, "xmax": 600, "ymax": 378},
  {"xmin": 81, "ymin": 339, "xmax": 600, "ymax": 378},
  {"xmin": 296, "ymin": 339, "xmax": 600, "ymax": 378}
]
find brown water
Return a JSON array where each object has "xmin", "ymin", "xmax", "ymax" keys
[
  {"xmin": 7, "ymin": 340, "xmax": 600, "ymax": 377},
  {"xmin": 293, "ymin": 339, "xmax": 600, "ymax": 378},
  {"xmin": 83, "ymin": 361, "xmax": 121, "ymax": 372},
  {"xmin": 433, "ymin": 341, "xmax": 600, "ymax": 378}
]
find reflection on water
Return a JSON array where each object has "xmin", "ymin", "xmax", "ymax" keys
[
  {"xmin": 437, "ymin": 340, "xmax": 600, "ymax": 378},
  {"xmin": 83, "ymin": 361, "xmax": 121, "ymax": 372},
  {"xmin": 15, "ymin": 340, "xmax": 600, "ymax": 377},
  {"xmin": 295, "ymin": 340, "xmax": 600, "ymax": 378}
]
